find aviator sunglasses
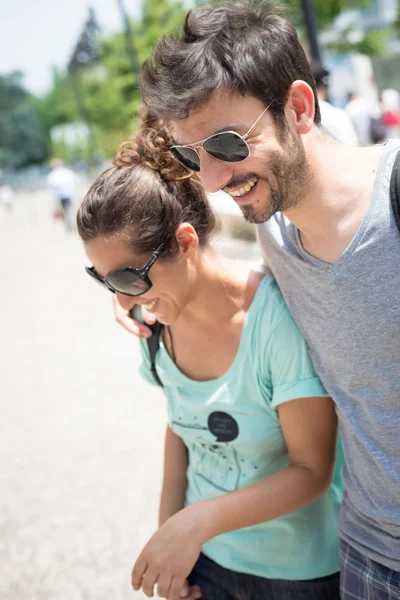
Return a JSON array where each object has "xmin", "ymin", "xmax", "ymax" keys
[
  {"xmin": 86, "ymin": 243, "xmax": 164, "ymax": 297},
  {"xmin": 170, "ymin": 103, "xmax": 272, "ymax": 172}
]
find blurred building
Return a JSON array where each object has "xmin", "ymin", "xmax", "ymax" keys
[{"xmin": 321, "ymin": 0, "xmax": 399, "ymax": 51}]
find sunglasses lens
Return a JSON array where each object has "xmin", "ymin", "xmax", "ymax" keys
[
  {"xmin": 106, "ymin": 271, "xmax": 150, "ymax": 296},
  {"xmin": 204, "ymin": 132, "xmax": 249, "ymax": 162},
  {"xmin": 170, "ymin": 146, "xmax": 200, "ymax": 172}
]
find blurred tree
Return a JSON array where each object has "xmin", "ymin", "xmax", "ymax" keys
[
  {"xmin": 37, "ymin": 0, "xmax": 186, "ymax": 160},
  {"xmin": 36, "ymin": 68, "xmax": 79, "ymax": 136},
  {"xmin": 289, "ymin": 0, "xmax": 371, "ymax": 30},
  {"xmin": 326, "ymin": 27, "xmax": 392, "ymax": 57},
  {"xmin": 0, "ymin": 72, "xmax": 48, "ymax": 169},
  {"xmin": 395, "ymin": 0, "xmax": 400, "ymax": 31}
]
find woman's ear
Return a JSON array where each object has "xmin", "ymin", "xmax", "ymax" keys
[
  {"xmin": 285, "ymin": 80, "xmax": 315, "ymax": 135},
  {"xmin": 174, "ymin": 223, "xmax": 199, "ymax": 255}
]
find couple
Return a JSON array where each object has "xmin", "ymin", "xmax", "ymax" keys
[{"xmin": 78, "ymin": 2, "xmax": 400, "ymax": 599}]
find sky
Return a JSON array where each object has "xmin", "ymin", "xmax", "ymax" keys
[{"xmin": 0, "ymin": 0, "xmax": 143, "ymax": 95}]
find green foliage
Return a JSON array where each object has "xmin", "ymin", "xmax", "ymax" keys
[
  {"xmin": 285, "ymin": 0, "xmax": 371, "ymax": 30},
  {"xmin": 137, "ymin": 0, "xmax": 186, "ymax": 52},
  {"xmin": 36, "ymin": 68, "xmax": 79, "ymax": 135},
  {"xmin": 325, "ymin": 26, "xmax": 391, "ymax": 57},
  {"xmin": 350, "ymin": 29, "xmax": 391, "ymax": 56},
  {"xmin": 395, "ymin": 0, "xmax": 400, "ymax": 31},
  {"xmin": 0, "ymin": 72, "xmax": 48, "ymax": 169}
]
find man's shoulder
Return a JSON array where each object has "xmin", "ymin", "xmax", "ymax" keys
[
  {"xmin": 257, "ymin": 213, "xmax": 291, "ymax": 243},
  {"xmin": 248, "ymin": 274, "xmax": 294, "ymax": 342}
]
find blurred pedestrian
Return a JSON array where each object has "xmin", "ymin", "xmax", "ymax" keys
[
  {"xmin": 313, "ymin": 66, "xmax": 358, "ymax": 146},
  {"xmin": 47, "ymin": 158, "xmax": 78, "ymax": 232},
  {"xmin": 381, "ymin": 88, "xmax": 400, "ymax": 138},
  {"xmin": 345, "ymin": 92, "xmax": 384, "ymax": 145}
]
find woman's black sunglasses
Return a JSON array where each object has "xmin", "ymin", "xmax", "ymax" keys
[
  {"xmin": 85, "ymin": 243, "xmax": 164, "ymax": 297},
  {"xmin": 170, "ymin": 104, "xmax": 271, "ymax": 172}
]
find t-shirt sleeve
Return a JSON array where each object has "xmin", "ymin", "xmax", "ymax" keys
[
  {"xmin": 138, "ymin": 339, "xmax": 159, "ymax": 386},
  {"xmin": 265, "ymin": 314, "xmax": 328, "ymax": 408}
]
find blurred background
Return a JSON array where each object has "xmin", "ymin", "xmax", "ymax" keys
[{"xmin": 1, "ymin": 1, "xmax": 399, "ymax": 599}]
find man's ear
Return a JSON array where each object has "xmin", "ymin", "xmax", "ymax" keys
[
  {"xmin": 174, "ymin": 222, "xmax": 199, "ymax": 255},
  {"xmin": 285, "ymin": 80, "xmax": 315, "ymax": 135}
]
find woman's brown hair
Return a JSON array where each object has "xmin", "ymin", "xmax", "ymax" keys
[{"xmin": 77, "ymin": 114, "xmax": 215, "ymax": 257}]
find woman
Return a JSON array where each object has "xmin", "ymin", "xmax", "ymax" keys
[{"xmin": 77, "ymin": 122, "xmax": 343, "ymax": 600}]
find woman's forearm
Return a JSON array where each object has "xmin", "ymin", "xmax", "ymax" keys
[
  {"xmin": 188, "ymin": 462, "xmax": 332, "ymax": 543},
  {"xmin": 190, "ymin": 396, "xmax": 338, "ymax": 542},
  {"xmin": 159, "ymin": 426, "xmax": 188, "ymax": 526}
]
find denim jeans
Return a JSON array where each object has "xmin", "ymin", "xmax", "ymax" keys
[{"xmin": 188, "ymin": 553, "xmax": 340, "ymax": 600}]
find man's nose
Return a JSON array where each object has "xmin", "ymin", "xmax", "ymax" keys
[{"xmin": 197, "ymin": 149, "xmax": 232, "ymax": 193}]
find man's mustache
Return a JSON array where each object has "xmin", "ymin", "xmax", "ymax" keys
[{"xmin": 224, "ymin": 173, "xmax": 261, "ymax": 191}]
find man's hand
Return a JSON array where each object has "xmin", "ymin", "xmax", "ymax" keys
[
  {"xmin": 112, "ymin": 295, "xmax": 155, "ymax": 338},
  {"xmin": 132, "ymin": 506, "xmax": 206, "ymax": 599}
]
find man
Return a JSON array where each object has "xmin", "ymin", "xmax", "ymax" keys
[
  {"xmin": 345, "ymin": 91, "xmax": 383, "ymax": 145},
  {"xmin": 313, "ymin": 66, "xmax": 358, "ymax": 146},
  {"xmin": 47, "ymin": 158, "xmax": 78, "ymax": 232},
  {"xmin": 116, "ymin": 2, "xmax": 400, "ymax": 598}
]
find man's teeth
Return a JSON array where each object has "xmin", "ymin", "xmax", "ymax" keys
[
  {"xmin": 143, "ymin": 299, "xmax": 158, "ymax": 310},
  {"xmin": 229, "ymin": 178, "xmax": 258, "ymax": 197}
]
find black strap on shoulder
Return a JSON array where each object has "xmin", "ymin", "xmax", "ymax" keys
[
  {"xmin": 147, "ymin": 320, "xmax": 164, "ymax": 387},
  {"xmin": 130, "ymin": 305, "xmax": 164, "ymax": 387},
  {"xmin": 390, "ymin": 149, "xmax": 400, "ymax": 235}
]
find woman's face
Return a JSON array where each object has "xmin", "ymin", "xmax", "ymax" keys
[{"xmin": 84, "ymin": 234, "xmax": 196, "ymax": 326}]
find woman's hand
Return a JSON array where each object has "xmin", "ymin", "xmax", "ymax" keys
[
  {"xmin": 112, "ymin": 295, "xmax": 154, "ymax": 338},
  {"xmin": 177, "ymin": 580, "xmax": 202, "ymax": 600},
  {"xmin": 132, "ymin": 505, "xmax": 206, "ymax": 599}
]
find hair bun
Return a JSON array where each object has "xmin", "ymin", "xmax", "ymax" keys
[{"xmin": 113, "ymin": 113, "xmax": 191, "ymax": 182}]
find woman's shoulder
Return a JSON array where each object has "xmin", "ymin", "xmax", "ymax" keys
[{"xmin": 246, "ymin": 270, "xmax": 292, "ymax": 325}]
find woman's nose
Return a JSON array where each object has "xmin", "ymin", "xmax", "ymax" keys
[{"xmin": 115, "ymin": 292, "xmax": 135, "ymax": 311}]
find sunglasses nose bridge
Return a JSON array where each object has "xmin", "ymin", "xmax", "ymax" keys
[
  {"xmin": 197, "ymin": 144, "xmax": 219, "ymax": 167},
  {"xmin": 191, "ymin": 144, "xmax": 202, "ymax": 157}
]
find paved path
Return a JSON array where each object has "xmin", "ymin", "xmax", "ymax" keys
[{"xmin": 0, "ymin": 188, "xmax": 260, "ymax": 600}]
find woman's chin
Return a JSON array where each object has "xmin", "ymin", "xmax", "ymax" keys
[{"xmin": 155, "ymin": 310, "xmax": 179, "ymax": 326}]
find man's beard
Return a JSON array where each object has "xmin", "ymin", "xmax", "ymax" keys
[{"xmin": 240, "ymin": 133, "xmax": 312, "ymax": 224}]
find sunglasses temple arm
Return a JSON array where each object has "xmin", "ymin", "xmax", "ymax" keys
[
  {"xmin": 142, "ymin": 245, "xmax": 164, "ymax": 274},
  {"xmin": 242, "ymin": 103, "xmax": 272, "ymax": 140}
]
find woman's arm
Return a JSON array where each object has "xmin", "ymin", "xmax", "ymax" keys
[
  {"xmin": 159, "ymin": 425, "xmax": 188, "ymax": 526},
  {"xmin": 132, "ymin": 395, "xmax": 338, "ymax": 600},
  {"xmin": 197, "ymin": 394, "xmax": 337, "ymax": 538}
]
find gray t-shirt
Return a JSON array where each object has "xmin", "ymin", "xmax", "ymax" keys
[{"xmin": 257, "ymin": 140, "xmax": 400, "ymax": 570}]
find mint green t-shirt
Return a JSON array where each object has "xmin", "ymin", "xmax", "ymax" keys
[{"xmin": 139, "ymin": 276, "xmax": 344, "ymax": 580}]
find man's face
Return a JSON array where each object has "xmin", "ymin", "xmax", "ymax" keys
[{"xmin": 170, "ymin": 90, "xmax": 312, "ymax": 224}]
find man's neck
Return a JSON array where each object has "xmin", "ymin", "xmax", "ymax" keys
[{"xmin": 283, "ymin": 138, "xmax": 384, "ymax": 264}]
